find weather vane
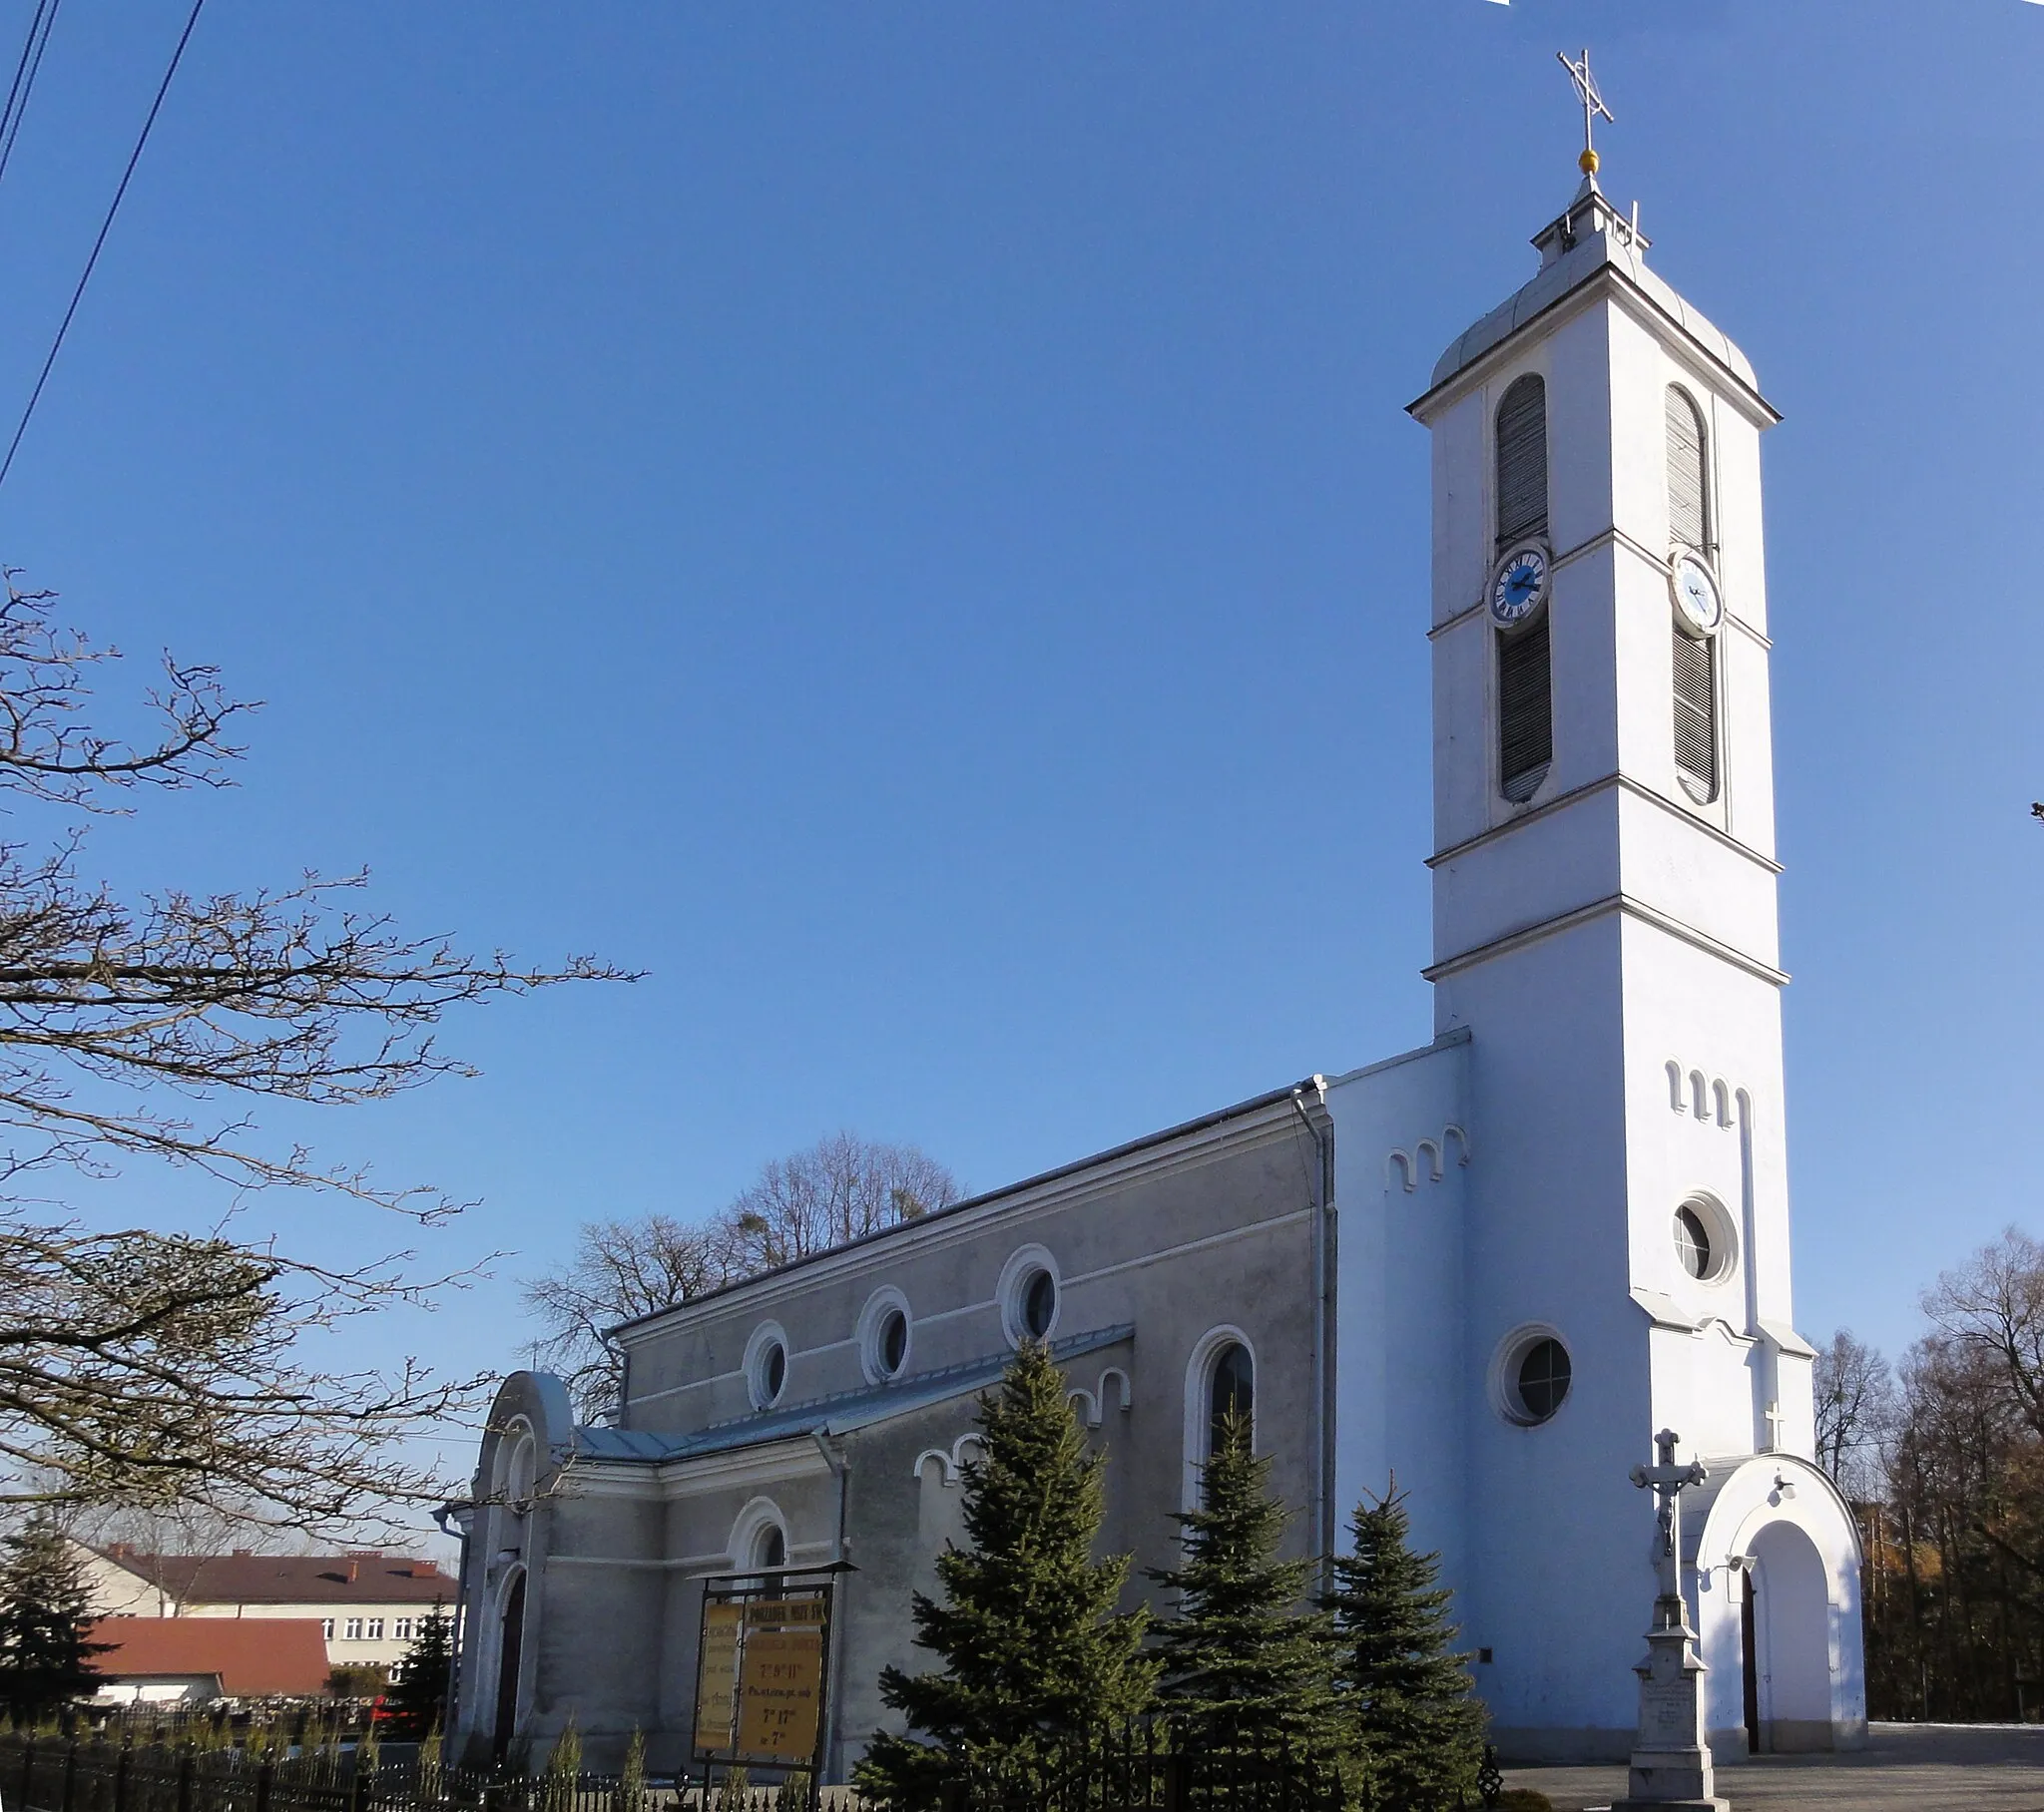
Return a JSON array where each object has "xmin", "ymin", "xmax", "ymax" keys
[{"xmin": 1557, "ymin": 48, "xmax": 1613, "ymax": 178}]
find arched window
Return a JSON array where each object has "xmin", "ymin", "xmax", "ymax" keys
[
  {"xmin": 1183, "ymin": 1329, "xmax": 1256, "ymax": 1510},
  {"xmin": 1667, "ymin": 386, "xmax": 1719, "ymax": 802},
  {"xmin": 1495, "ymin": 374, "xmax": 1549, "ymax": 552},
  {"xmin": 1666, "ymin": 386, "xmax": 1709, "ymax": 554},
  {"xmin": 1208, "ymin": 1342, "xmax": 1254, "ymax": 1452},
  {"xmin": 1495, "ymin": 374, "xmax": 1553, "ymax": 804}
]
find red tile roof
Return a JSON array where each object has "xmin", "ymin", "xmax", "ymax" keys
[
  {"xmin": 88, "ymin": 1619, "xmax": 331, "ymax": 1698},
  {"xmin": 95, "ymin": 1550, "xmax": 451, "ymax": 1607}
]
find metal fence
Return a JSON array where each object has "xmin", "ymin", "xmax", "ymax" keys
[{"xmin": 3, "ymin": 1727, "xmax": 1504, "ymax": 1812}]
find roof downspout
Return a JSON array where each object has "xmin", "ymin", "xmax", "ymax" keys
[
  {"xmin": 809, "ymin": 1430, "xmax": 851, "ymax": 1784},
  {"xmin": 1290, "ymin": 1081, "xmax": 1336, "ymax": 1583}
]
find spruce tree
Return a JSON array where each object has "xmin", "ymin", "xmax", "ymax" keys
[
  {"xmin": 0, "ymin": 1516, "xmax": 109, "ymax": 1719},
  {"xmin": 1325, "ymin": 1487, "xmax": 1485, "ymax": 1811},
  {"xmin": 1147, "ymin": 1410, "xmax": 1346, "ymax": 1760},
  {"xmin": 854, "ymin": 1342, "xmax": 1157, "ymax": 1809},
  {"xmin": 383, "ymin": 1604, "xmax": 454, "ymax": 1738}
]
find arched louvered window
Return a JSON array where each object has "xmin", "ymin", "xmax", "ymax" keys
[
  {"xmin": 1673, "ymin": 626, "xmax": 1716, "ymax": 800},
  {"xmin": 1498, "ymin": 616, "xmax": 1552, "ymax": 803},
  {"xmin": 1668, "ymin": 386, "xmax": 1718, "ymax": 800},
  {"xmin": 1495, "ymin": 374, "xmax": 1549, "ymax": 552},
  {"xmin": 1666, "ymin": 387, "xmax": 1709, "ymax": 554}
]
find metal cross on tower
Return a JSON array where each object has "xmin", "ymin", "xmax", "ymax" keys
[
  {"xmin": 1630, "ymin": 1428, "xmax": 1709, "ymax": 1628},
  {"xmin": 1557, "ymin": 47, "xmax": 1615, "ymax": 177}
]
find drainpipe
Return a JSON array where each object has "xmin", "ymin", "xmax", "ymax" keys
[
  {"xmin": 432, "ymin": 1502, "xmax": 475, "ymax": 1743},
  {"xmin": 808, "ymin": 1430, "xmax": 851, "ymax": 1784},
  {"xmin": 1290, "ymin": 1081, "xmax": 1336, "ymax": 1579}
]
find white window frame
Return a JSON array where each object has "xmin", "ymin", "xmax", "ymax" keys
[
  {"xmin": 394, "ymin": 1617, "xmax": 413, "ymax": 1641},
  {"xmin": 365, "ymin": 1617, "xmax": 384, "ymax": 1641},
  {"xmin": 997, "ymin": 1244, "xmax": 1062, "ymax": 1350},
  {"xmin": 857, "ymin": 1285, "xmax": 914, "ymax": 1385},
  {"xmin": 321, "ymin": 1618, "xmax": 334, "ymax": 1641},
  {"xmin": 343, "ymin": 1617, "xmax": 363, "ymax": 1641},
  {"xmin": 744, "ymin": 1320, "xmax": 791, "ymax": 1411},
  {"xmin": 1181, "ymin": 1325, "xmax": 1258, "ymax": 1511}
]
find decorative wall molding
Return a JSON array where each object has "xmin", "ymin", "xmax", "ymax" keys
[
  {"xmin": 1386, "ymin": 1125, "xmax": 1473, "ymax": 1192},
  {"xmin": 910, "ymin": 1431, "xmax": 985, "ymax": 1487},
  {"xmin": 1665, "ymin": 1059, "xmax": 1736, "ymax": 1129}
]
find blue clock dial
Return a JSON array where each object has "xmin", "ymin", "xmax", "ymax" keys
[{"xmin": 1489, "ymin": 545, "xmax": 1549, "ymax": 628}]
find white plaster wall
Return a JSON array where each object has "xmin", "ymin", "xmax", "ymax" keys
[{"xmin": 1328, "ymin": 1038, "xmax": 1469, "ymax": 1607}]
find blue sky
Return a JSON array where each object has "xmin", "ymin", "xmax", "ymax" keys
[{"xmin": 1, "ymin": 0, "xmax": 2038, "ymax": 1488}]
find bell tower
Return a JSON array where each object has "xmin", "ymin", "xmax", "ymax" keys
[{"xmin": 1404, "ymin": 70, "xmax": 1841, "ymax": 1757}]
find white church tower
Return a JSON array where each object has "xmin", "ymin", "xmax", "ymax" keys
[{"xmin": 1335, "ymin": 94, "xmax": 1869, "ymax": 1759}]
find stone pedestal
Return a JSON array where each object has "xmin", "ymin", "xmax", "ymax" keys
[{"xmin": 1612, "ymin": 1611, "xmax": 1729, "ymax": 1812}]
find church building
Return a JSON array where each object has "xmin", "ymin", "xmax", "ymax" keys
[{"xmin": 448, "ymin": 141, "xmax": 1866, "ymax": 1776}]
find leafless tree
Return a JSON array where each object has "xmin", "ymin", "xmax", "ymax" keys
[
  {"xmin": 0, "ymin": 579, "xmax": 631, "ymax": 1534},
  {"xmin": 1812, "ymin": 1327, "xmax": 1893, "ymax": 1497},
  {"xmin": 523, "ymin": 1132, "xmax": 960, "ymax": 1418},
  {"xmin": 522, "ymin": 1215, "xmax": 736, "ymax": 1416},
  {"xmin": 1924, "ymin": 1227, "xmax": 2044, "ymax": 1443},
  {"xmin": 719, "ymin": 1132, "xmax": 959, "ymax": 1273}
]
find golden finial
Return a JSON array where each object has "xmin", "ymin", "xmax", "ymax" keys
[{"xmin": 1558, "ymin": 49, "xmax": 1613, "ymax": 179}]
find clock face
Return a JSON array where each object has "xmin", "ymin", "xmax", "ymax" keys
[
  {"xmin": 1489, "ymin": 544, "xmax": 1549, "ymax": 628},
  {"xmin": 1670, "ymin": 553, "xmax": 1724, "ymax": 637}
]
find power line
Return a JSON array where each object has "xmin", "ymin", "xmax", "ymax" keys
[
  {"xmin": 0, "ymin": 0, "xmax": 205, "ymax": 499},
  {"xmin": 0, "ymin": 0, "xmax": 64, "ymax": 190}
]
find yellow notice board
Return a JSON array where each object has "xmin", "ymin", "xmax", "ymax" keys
[
  {"xmin": 692, "ymin": 1583, "xmax": 834, "ymax": 1768},
  {"xmin": 735, "ymin": 1622, "xmax": 824, "ymax": 1761},
  {"xmin": 694, "ymin": 1600, "xmax": 744, "ymax": 1751}
]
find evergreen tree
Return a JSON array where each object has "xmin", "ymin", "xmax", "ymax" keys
[
  {"xmin": 854, "ymin": 1342, "xmax": 1157, "ymax": 1809},
  {"xmin": 1147, "ymin": 1411, "xmax": 1346, "ymax": 1761},
  {"xmin": 383, "ymin": 1604, "xmax": 454, "ymax": 1738},
  {"xmin": 0, "ymin": 1516, "xmax": 109, "ymax": 1719},
  {"xmin": 1325, "ymin": 1487, "xmax": 1486, "ymax": 1811}
]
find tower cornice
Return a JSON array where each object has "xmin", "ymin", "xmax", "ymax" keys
[{"xmin": 1408, "ymin": 251, "xmax": 1779, "ymax": 430}]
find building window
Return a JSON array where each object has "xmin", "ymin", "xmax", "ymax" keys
[
  {"xmin": 1666, "ymin": 385, "xmax": 1709, "ymax": 554},
  {"xmin": 1675, "ymin": 1205, "xmax": 1712, "ymax": 1278},
  {"xmin": 1672, "ymin": 624, "xmax": 1717, "ymax": 802},
  {"xmin": 321, "ymin": 1619, "xmax": 334, "ymax": 1641},
  {"xmin": 745, "ymin": 1321, "xmax": 791, "ymax": 1410},
  {"xmin": 1495, "ymin": 373, "xmax": 1548, "ymax": 552},
  {"xmin": 858, "ymin": 1287, "xmax": 914, "ymax": 1384},
  {"xmin": 1667, "ymin": 385, "xmax": 1719, "ymax": 803},
  {"xmin": 1183, "ymin": 1327, "xmax": 1258, "ymax": 1509},
  {"xmin": 365, "ymin": 1618, "xmax": 384, "ymax": 1641},
  {"xmin": 1673, "ymin": 1196, "xmax": 1736, "ymax": 1284},
  {"xmin": 394, "ymin": 1617, "xmax": 413, "ymax": 1641},
  {"xmin": 1207, "ymin": 1342, "xmax": 1254, "ymax": 1451},
  {"xmin": 1498, "ymin": 617, "xmax": 1553, "ymax": 803},
  {"xmin": 999, "ymin": 1246, "xmax": 1063, "ymax": 1349},
  {"xmin": 1515, "ymin": 1340, "xmax": 1572, "ymax": 1422},
  {"xmin": 1495, "ymin": 1327, "xmax": 1572, "ymax": 1427},
  {"xmin": 343, "ymin": 1618, "xmax": 363, "ymax": 1641}
]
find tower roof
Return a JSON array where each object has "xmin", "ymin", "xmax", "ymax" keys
[{"xmin": 1412, "ymin": 176, "xmax": 1772, "ymax": 424}]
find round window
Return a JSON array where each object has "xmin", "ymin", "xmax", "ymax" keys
[
  {"xmin": 762, "ymin": 1340, "xmax": 786, "ymax": 1403},
  {"xmin": 1023, "ymin": 1268, "xmax": 1058, "ymax": 1339},
  {"xmin": 879, "ymin": 1308, "xmax": 908, "ymax": 1376},
  {"xmin": 1675, "ymin": 1205, "xmax": 1712, "ymax": 1279},
  {"xmin": 1515, "ymin": 1339, "xmax": 1571, "ymax": 1422}
]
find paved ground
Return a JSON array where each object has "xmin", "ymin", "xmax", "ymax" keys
[{"xmin": 1504, "ymin": 1723, "xmax": 2044, "ymax": 1811}]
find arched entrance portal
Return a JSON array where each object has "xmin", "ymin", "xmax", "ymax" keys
[
  {"xmin": 492, "ymin": 1572, "xmax": 527, "ymax": 1762},
  {"xmin": 1748, "ymin": 1520, "xmax": 1832, "ymax": 1753}
]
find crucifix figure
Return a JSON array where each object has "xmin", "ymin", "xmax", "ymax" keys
[
  {"xmin": 1557, "ymin": 47, "xmax": 1615, "ymax": 177},
  {"xmin": 1631, "ymin": 1428, "xmax": 1709, "ymax": 1626},
  {"xmin": 1616, "ymin": 1431, "xmax": 1726, "ymax": 1812}
]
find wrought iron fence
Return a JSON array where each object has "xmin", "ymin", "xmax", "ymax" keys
[{"xmin": 3, "ymin": 1726, "xmax": 1504, "ymax": 1812}]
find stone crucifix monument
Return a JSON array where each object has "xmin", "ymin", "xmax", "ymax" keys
[{"xmin": 1614, "ymin": 1430, "xmax": 1729, "ymax": 1812}]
